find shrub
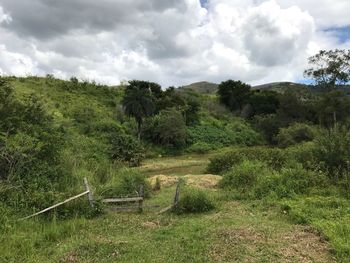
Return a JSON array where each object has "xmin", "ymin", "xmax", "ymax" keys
[
  {"xmin": 143, "ymin": 108, "xmax": 187, "ymax": 147},
  {"xmin": 285, "ymin": 142, "xmax": 317, "ymax": 170},
  {"xmin": 101, "ymin": 169, "xmax": 151, "ymax": 198},
  {"xmin": 109, "ymin": 133, "xmax": 145, "ymax": 166},
  {"xmin": 187, "ymin": 142, "xmax": 212, "ymax": 154},
  {"xmin": 276, "ymin": 123, "xmax": 316, "ymax": 148},
  {"xmin": 220, "ymin": 161, "xmax": 326, "ymax": 200},
  {"xmin": 312, "ymin": 128, "xmax": 350, "ymax": 180},
  {"xmin": 252, "ymin": 114, "xmax": 280, "ymax": 144},
  {"xmin": 253, "ymin": 165, "xmax": 326, "ymax": 199},
  {"xmin": 207, "ymin": 147, "xmax": 287, "ymax": 174},
  {"xmin": 187, "ymin": 120, "xmax": 261, "ymax": 149},
  {"xmin": 219, "ymin": 161, "xmax": 270, "ymax": 195},
  {"xmin": 173, "ymin": 188, "xmax": 215, "ymax": 214}
]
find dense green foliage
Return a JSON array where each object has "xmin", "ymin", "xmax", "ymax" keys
[
  {"xmin": 219, "ymin": 160, "xmax": 326, "ymax": 199},
  {"xmin": 276, "ymin": 123, "xmax": 317, "ymax": 148},
  {"xmin": 173, "ymin": 188, "xmax": 215, "ymax": 214},
  {"xmin": 304, "ymin": 49, "xmax": 350, "ymax": 89},
  {"xmin": 109, "ymin": 133, "xmax": 145, "ymax": 166},
  {"xmin": 187, "ymin": 118, "xmax": 262, "ymax": 150},
  {"xmin": 99, "ymin": 168, "xmax": 150, "ymax": 198},
  {"xmin": 217, "ymin": 80, "xmax": 251, "ymax": 112},
  {"xmin": 207, "ymin": 147, "xmax": 287, "ymax": 174},
  {"xmin": 143, "ymin": 108, "xmax": 187, "ymax": 147}
]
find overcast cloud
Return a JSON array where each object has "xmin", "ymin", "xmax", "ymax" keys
[{"xmin": 0, "ymin": 0, "xmax": 349, "ymax": 86}]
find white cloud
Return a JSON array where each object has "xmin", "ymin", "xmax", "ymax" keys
[
  {"xmin": 0, "ymin": 5, "xmax": 11, "ymax": 24},
  {"xmin": 0, "ymin": 45, "xmax": 38, "ymax": 76},
  {"xmin": 0, "ymin": 0, "xmax": 348, "ymax": 86},
  {"xmin": 278, "ymin": 0, "xmax": 350, "ymax": 29}
]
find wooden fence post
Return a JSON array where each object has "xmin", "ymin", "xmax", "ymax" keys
[
  {"xmin": 138, "ymin": 185, "xmax": 144, "ymax": 212},
  {"xmin": 173, "ymin": 180, "xmax": 181, "ymax": 208},
  {"xmin": 84, "ymin": 177, "xmax": 94, "ymax": 207}
]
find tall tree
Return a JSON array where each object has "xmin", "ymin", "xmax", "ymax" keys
[
  {"xmin": 122, "ymin": 84, "xmax": 156, "ymax": 139},
  {"xmin": 217, "ymin": 80, "xmax": 251, "ymax": 112},
  {"xmin": 304, "ymin": 49, "xmax": 350, "ymax": 90}
]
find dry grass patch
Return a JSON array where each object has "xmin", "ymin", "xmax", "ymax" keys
[
  {"xmin": 148, "ymin": 174, "xmax": 221, "ymax": 189},
  {"xmin": 209, "ymin": 225, "xmax": 335, "ymax": 263}
]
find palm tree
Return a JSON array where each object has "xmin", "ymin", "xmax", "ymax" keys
[{"xmin": 122, "ymin": 86, "xmax": 155, "ymax": 139}]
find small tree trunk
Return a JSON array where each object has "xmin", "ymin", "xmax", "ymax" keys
[{"xmin": 137, "ymin": 119, "xmax": 142, "ymax": 140}]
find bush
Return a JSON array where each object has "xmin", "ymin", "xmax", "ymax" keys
[
  {"xmin": 285, "ymin": 142, "xmax": 317, "ymax": 170},
  {"xmin": 109, "ymin": 133, "xmax": 145, "ymax": 166},
  {"xmin": 276, "ymin": 123, "xmax": 316, "ymax": 148},
  {"xmin": 187, "ymin": 119, "xmax": 262, "ymax": 149},
  {"xmin": 186, "ymin": 142, "xmax": 212, "ymax": 154},
  {"xmin": 207, "ymin": 147, "xmax": 287, "ymax": 174},
  {"xmin": 312, "ymin": 128, "xmax": 350, "ymax": 179},
  {"xmin": 219, "ymin": 160, "xmax": 326, "ymax": 200},
  {"xmin": 253, "ymin": 165, "xmax": 326, "ymax": 199},
  {"xmin": 142, "ymin": 108, "xmax": 187, "ymax": 147},
  {"xmin": 173, "ymin": 188, "xmax": 215, "ymax": 214},
  {"xmin": 219, "ymin": 161, "xmax": 270, "ymax": 194},
  {"xmin": 101, "ymin": 169, "xmax": 151, "ymax": 198}
]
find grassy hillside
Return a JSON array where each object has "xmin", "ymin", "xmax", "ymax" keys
[
  {"xmin": 0, "ymin": 153, "xmax": 337, "ymax": 262},
  {"xmin": 179, "ymin": 81, "xmax": 218, "ymax": 94},
  {"xmin": 1, "ymin": 76, "xmax": 350, "ymax": 262}
]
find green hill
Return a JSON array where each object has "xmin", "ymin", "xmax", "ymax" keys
[
  {"xmin": 252, "ymin": 82, "xmax": 309, "ymax": 92},
  {"xmin": 2, "ymin": 76, "xmax": 350, "ymax": 262},
  {"xmin": 179, "ymin": 81, "xmax": 218, "ymax": 94},
  {"xmin": 180, "ymin": 81, "xmax": 311, "ymax": 94}
]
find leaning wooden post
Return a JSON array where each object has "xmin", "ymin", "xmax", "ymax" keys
[
  {"xmin": 138, "ymin": 185, "xmax": 144, "ymax": 212},
  {"xmin": 84, "ymin": 177, "xmax": 94, "ymax": 208},
  {"xmin": 173, "ymin": 180, "xmax": 181, "ymax": 208}
]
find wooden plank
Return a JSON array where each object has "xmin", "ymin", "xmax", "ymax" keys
[
  {"xmin": 105, "ymin": 207, "xmax": 140, "ymax": 212},
  {"xmin": 84, "ymin": 177, "xmax": 94, "ymax": 207},
  {"xmin": 102, "ymin": 197, "xmax": 143, "ymax": 203},
  {"xmin": 158, "ymin": 205, "xmax": 172, "ymax": 214},
  {"xmin": 20, "ymin": 190, "xmax": 90, "ymax": 220},
  {"xmin": 106, "ymin": 205, "xmax": 161, "ymax": 212}
]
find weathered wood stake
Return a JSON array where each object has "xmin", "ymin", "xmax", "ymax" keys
[
  {"xmin": 138, "ymin": 185, "xmax": 144, "ymax": 212},
  {"xmin": 173, "ymin": 180, "xmax": 181, "ymax": 208},
  {"xmin": 84, "ymin": 177, "xmax": 94, "ymax": 207}
]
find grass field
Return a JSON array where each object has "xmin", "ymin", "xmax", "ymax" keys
[{"xmin": 0, "ymin": 154, "xmax": 337, "ymax": 263}]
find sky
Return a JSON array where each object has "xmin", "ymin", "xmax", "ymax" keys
[{"xmin": 0, "ymin": 0, "xmax": 349, "ymax": 87}]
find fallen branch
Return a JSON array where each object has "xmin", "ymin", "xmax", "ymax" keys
[{"xmin": 19, "ymin": 190, "xmax": 90, "ymax": 220}]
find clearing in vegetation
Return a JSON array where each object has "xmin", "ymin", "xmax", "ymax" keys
[{"xmin": 1, "ymin": 154, "xmax": 336, "ymax": 263}]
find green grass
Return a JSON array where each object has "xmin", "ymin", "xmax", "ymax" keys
[
  {"xmin": 0, "ymin": 195, "xmax": 335, "ymax": 263},
  {"xmin": 281, "ymin": 195, "xmax": 350, "ymax": 262},
  {"xmin": 0, "ymin": 77, "xmax": 347, "ymax": 262},
  {"xmin": 0, "ymin": 154, "xmax": 337, "ymax": 263}
]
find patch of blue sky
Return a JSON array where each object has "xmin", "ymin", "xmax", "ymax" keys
[
  {"xmin": 200, "ymin": 0, "xmax": 208, "ymax": 8},
  {"xmin": 297, "ymin": 79, "xmax": 314, "ymax": 85},
  {"xmin": 324, "ymin": 26, "xmax": 350, "ymax": 44}
]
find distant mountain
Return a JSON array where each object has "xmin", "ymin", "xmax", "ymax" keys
[
  {"xmin": 179, "ymin": 81, "xmax": 218, "ymax": 94},
  {"xmin": 180, "ymin": 81, "xmax": 350, "ymax": 95},
  {"xmin": 180, "ymin": 81, "xmax": 307, "ymax": 94},
  {"xmin": 252, "ymin": 82, "xmax": 309, "ymax": 92}
]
